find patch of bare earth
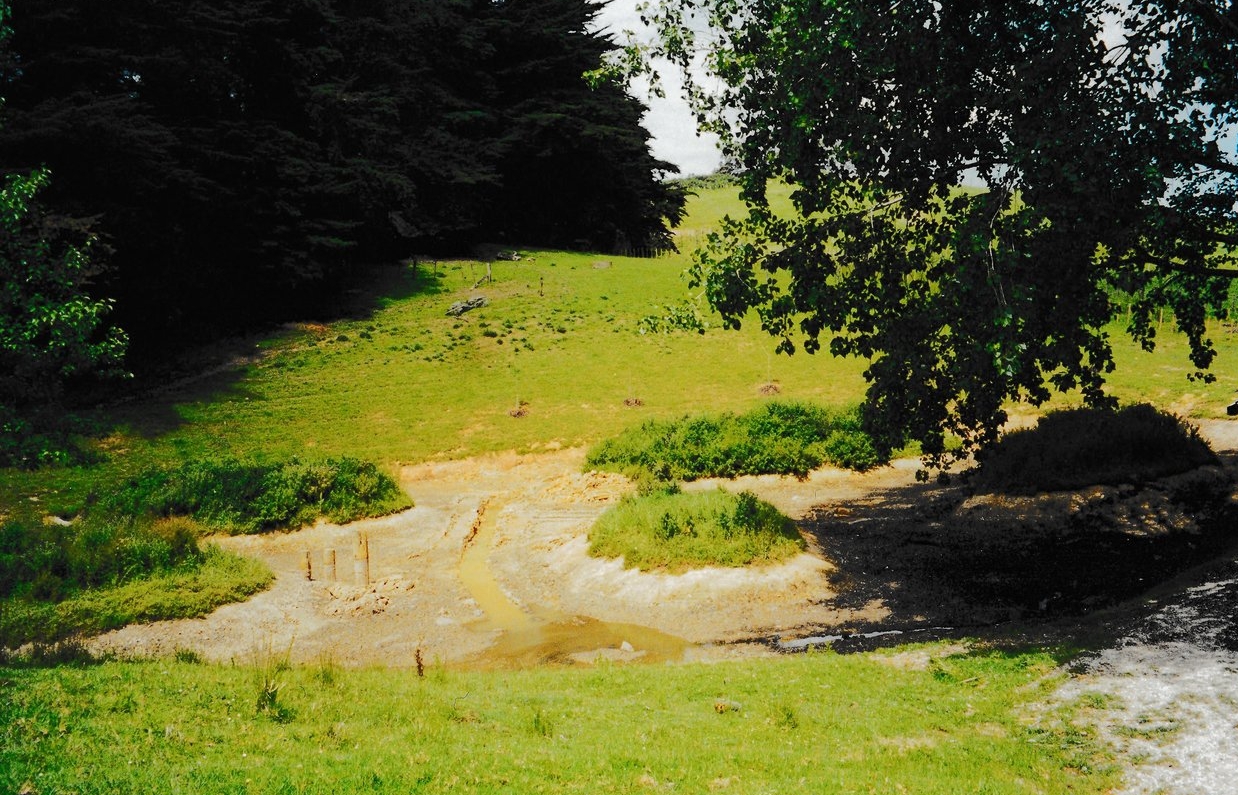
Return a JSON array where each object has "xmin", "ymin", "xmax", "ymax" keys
[
  {"xmin": 89, "ymin": 422, "xmax": 1238, "ymax": 677},
  {"xmin": 87, "ymin": 450, "xmax": 914, "ymax": 667}
]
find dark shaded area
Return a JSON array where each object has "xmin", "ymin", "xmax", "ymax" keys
[
  {"xmin": 762, "ymin": 458, "xmax": 1238, "ymax": 654},
  {"xmin": 0, "ymin": 0, "xmax": 685, "ymax": 362},
  {"xmin": 971, "ymin": 404, "xmax": 1219, "ymax": 495}
]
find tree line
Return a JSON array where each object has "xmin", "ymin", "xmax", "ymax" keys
[{"xmin": 0, "ymin": 0, "xmax": 686, "ymax": 358}]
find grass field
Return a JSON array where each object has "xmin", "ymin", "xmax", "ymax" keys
[
  {"xmin": 7, "ymin": 182, "xmax": 1236, "ymax": 521},
  {"xmin": 0, "ymin": 645, "xmax": 1116, "ymax": 794},
  {"xmin": 1, "ymin": 181, "xmax": 1232, "ymax": 792}
]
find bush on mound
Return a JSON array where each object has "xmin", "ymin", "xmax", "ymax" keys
[
  {"xmin": 585, "ymin": 401, "xmax": 884, "ymax": 482},
  {"xmin": 972, "ymin": 404, "xmax": 1218, "ymax": 495},
  {"xmin": 588, "ymin": 486, "xmax": 805, "ymax": 572}
]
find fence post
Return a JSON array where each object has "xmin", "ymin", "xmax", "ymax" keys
[{"xmin": 354, "ymin": 534, "xmax": 370, "ymax": 586}]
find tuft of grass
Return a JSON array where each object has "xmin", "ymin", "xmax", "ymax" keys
[
  {"xmin": 253, "ymin": 639, "xmax": 295, "ymax": 723},
  {"xmin": 588, "ymin": 487, "xmax": 805, "ymax": 572},
  {"xmin": 101, "ymin": 456, "xmax": 411, "ymax": 534},
  {"xmin": 173, "ymin": 647, "xmax": 203, "ymax": 665},
  {"xmin": 973, "ymin": 403, "xmax": 1219, "ymax": 494},
  {"xmin": 0, "ymin": 644, "xmax": 1118, "ymax": 794},
  {"xmin": 530, "ymin": 705, "xmax": 555, "ymax": 738},
  {"xmin": 586, "ymin": 401, "xmax": 884, "ymax": 482}
]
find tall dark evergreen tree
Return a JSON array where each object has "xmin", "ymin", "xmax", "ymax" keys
[
  {"xmin": 485, "ymin": 0, "xmax": 685, "ymax": 252},
  {"xmin": 319, "ymin": 0, "xmax": 502, "ymax": 256},
  {"xmin": 1, "ymin": 0, "xmax": 355, "ymax": 350},
  {"xmin": 1, "ymin": 0, "xmax": 685, "ymax": 358}
]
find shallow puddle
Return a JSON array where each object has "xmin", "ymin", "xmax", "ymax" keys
[{"xmin": 458, "ymin": 501, "xmax": 691, "ymax": 669}]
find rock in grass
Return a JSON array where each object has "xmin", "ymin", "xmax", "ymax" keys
[{"xmin": 447, "ymin": 297, "xmax": 487, "ymax": 317}]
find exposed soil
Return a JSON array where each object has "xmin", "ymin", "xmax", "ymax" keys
[
  {"xmin": 1052, "ymin": 551, "xmax": 1238, "ymax": 795},
  {"xmin": 89, "ymin": 423, "xmax": 1238, "ymax": 674}
]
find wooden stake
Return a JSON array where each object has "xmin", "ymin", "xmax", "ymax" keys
[
  {"xmin": 354, "ymin": 534, "xmax": 370, "ymax": 586},
  {"xmin": 324, "ymin": 548, "xmax": 337, "ymax": 582},
  {"xmin": 303, "ymin": 549, "xmax": 313, "ymax": 581}
]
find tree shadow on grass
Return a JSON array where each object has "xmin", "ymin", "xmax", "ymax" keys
[
  {"xmin": 784, "ymin": 458, "xmax": 1238, "ymax": 653},
  {"xmin": 321, "ymin": 257, "xmax": 453, "ymax": 320},
  {"xmin": 79, "ymin": 261, "xmax": 452, "ymax": 445}
]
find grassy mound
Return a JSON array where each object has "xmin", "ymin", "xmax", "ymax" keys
[
  {"xmin": 0, "ymin": 515, "xmax": 204, "ymax": 603},
  {"xmin": 585, "ymin": 401, "xmax": 884, "ymax": 482},
  {"xmin": 973, "ymin": 403, "xmax": 1218, "ymax": 494},
  {"xmin": 102, "ymin": 456, "xmax": 411, "ymax": 534},
  {"xmin": 0, "ymin": 546, "xmax": 271, "ymax": 647},
  {"xmin": 0, "ymin": 454, "xmax": 402, "ymax": 645},
  {"xmin": 588, "ymin": 486, "xmax": 805, "ymax": 572},
  {"xmin": 0, "ymin": 511, "xmax": 274, "ymax": 646}
]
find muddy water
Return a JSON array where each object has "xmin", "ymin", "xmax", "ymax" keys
[{"xmin": 458, "ymin": 501, "xmax": 691, "ymax": 668}]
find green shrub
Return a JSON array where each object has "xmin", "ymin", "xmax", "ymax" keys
[
  {"xmin": 972, "ymin": 403, "xmax": 1218, "ymax": 494},
  {"xmin": 0, "ymin": 516, "xmax": 203, "ymax": 601},
  {"xmin": 102, "ymin": 456, "xmax": 410, "ymax": 534},
  {"xmin": 588, "ymin": 487, "xmax": 804, "ymax": 571},
  {"xmin": 585, "ymin": 402, "xmax": 885, "ymax": 482},
  {"xmin": 0, "ymin": 546, "xmax": 273, "ymax": 646}
]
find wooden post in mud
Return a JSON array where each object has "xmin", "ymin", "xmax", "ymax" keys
[
  {"xmin": 302, "ymin": 549, "xmax": 313, "ymax": 581},
  {"xmin": 324, "ymin": 548, "xmax": 337, "ymax": 582},
  {"xmin": 354, "ymin": 534, "xmax": 370, "ymax": 587}
]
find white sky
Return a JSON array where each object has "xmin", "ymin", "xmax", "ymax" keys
[{"xmin": 593, "ymin": 0, "xmax": 723, "ymax": 176}]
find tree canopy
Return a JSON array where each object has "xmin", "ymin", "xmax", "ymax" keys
[
  {"xmin": 629, "ymin": 0, "xmax": 1238, "ymax": 466},
  {"xmin": 0, "ymin": 0, "xmax": 684, "ymax": 356},
  {"xmin": 0, "ymin": 0, "xmax": 128, "ymax": 466}
]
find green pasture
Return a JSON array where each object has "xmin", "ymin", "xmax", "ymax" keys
[
  {"xmin": 3, "ymin": 180, "xmax": 1237, "ymax": 637},
  {"xmin": 7, "ymin": 182, "xmax": 1235, "ymax": 519},
  {"xmin": 0, "ymin": 645, "xmax": 1116, "ymax": 795},
  {"xmin": 0, "ymin": 182, "xmax": 1232, "ymax": 794}
]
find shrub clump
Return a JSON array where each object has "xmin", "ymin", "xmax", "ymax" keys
[
  {"xmin": 972, "ymin": 403, "xmax": 1219, "ymax": 495},
  {"xmin": 102, "ymin": 456, "xmax": 411, "ymax": 534},
  {"xmin": 588, "ymin": 486, "xmax": 805, "ymax": 572},
  {"xmin": 585, "ymin": 401, "xmax": 884, "ymax": 482},
  {"xmin": 0, "ymin": 516, "xmax": 202, "ymax": 602},
  {"xmin": 1, "ymin": 545, "xmax": 273, "ymax": 647}
]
